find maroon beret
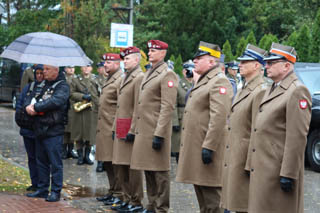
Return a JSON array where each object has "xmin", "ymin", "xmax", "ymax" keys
[
  {"xmin": 102, "ymin": 53, "xmax": 120, "ymax": 61},
  {"xmin": 120, "ymin": 46, "xmax": 140, "ymax": 59},
  {"xmin": 147, "ymin": 40, "xmax": 168, "ymax": 50}
]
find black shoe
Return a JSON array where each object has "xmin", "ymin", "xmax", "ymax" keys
[
  {"xmin": 26, "ymin": 185, "xmax": 37, "ymax": 191},
  {"xmin": 84, "ymin": 147, "xmax": 94, "ymax": 165},
  {"xmin": 77, "ymin": 149, "xmax": 84, "ymax": 165},
  {"xmin": 67, "ymin": 144, "xmax": 78, "ymax": 159},
  {"xmin": 62, "ymin": 144, "xmax": 68, "ymax": 159},
  {"xmin": 142, "ymin": 210, "xmax": 155, "ymax": 213},
  {"xmin": 26, "ymin": 190, "xmax": 48, "ymax": 198},
  {"xmin": 111, "ymin": 202, "xmax": 127, "ymax": 210},
  {"xmin": 45, "ymin": 192, "xmax": 60, "ymax": 202},
  {"xmin": 96, "ymin": 194, "xmax": 112, "ymax": 202},
  {"xmin": 119, "ymin": 205, "xmax": 144, "ymax": 212},
  {"xmin": 104, "ymin": 197, "xmax": 121, "ymax": 205},
  {"xmin": 96, "ymin": 161, "xmax": 104, "ymax": 172}
]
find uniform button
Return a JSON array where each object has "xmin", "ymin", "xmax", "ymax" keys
[
  {"xmin": 254, "ymin": 128, "xmax": 257, "ymax": 132},
  {"xmin": 184, "ymin": 111, "xmax": 187, "ymax": 114},
  {"xmin": 189, "ymin": 95, "xmax": 192, "ymax": 98},
  {"xmin": 117, "ymin": 105, "xmax": 119, "ymax": 108},
  {"xmin": 97, "ymin": 130, "xmax": 100, "ymax": 133},
  {"xmin": 224, "ymin": 164, "xmax": 227, "ymax": 167},
  {"xmin": 182, "ymin": 127, "xmax": 185, "ymax": 130},
  {"xmin": 98, "ymin": 117, "xmax": 101, "ymax": 120},
  {"xmin": 226, "ymin": 145, "xmax": 229, "ymax": 149},
  {"xmin": 259, "ymin": 108, "xmax": 262, "ymax": 112},
  {"xmin": 251, "ymin": 168, "xmax": 254, "ymax": 172},
  {"xmin": 138, "ymin": 101, "xmax": 141, "ymax": 104},
  {"xmin": 228, "ymin": 127, "xmax": 231, "ymax": 131},
  {"xmin": 136, "ymin": 132, "xmax": 139, "ymax": 135},
  {"xmin": 253, "ymin": 149, "xmax": 256, "ymax": 152},
  {"xmin": 231, "ymin": 109, "xmax": 234, "ymax": 112},
  {"xmin": 137, "ymin": 117, "xmax": 140, "ymax": 119}
]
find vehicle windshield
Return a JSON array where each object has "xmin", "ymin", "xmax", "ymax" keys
[{"xmin": 294, "ymin": 63, "xmax": 320, "ymax": 95}]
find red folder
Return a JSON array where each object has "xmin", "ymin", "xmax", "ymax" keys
[{"xmin": 116, "ymin": 118, "xmax": 132, "ymax": 139}]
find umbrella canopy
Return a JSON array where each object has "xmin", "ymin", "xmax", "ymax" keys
[{"xmin": 0, "ymin": 32, "xmax": 92, "ymax": 67}]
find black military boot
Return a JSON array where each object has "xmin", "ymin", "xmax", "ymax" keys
[
  {"xmin": 67, "ymin": 144, "xmax": 78, "ymax": 159},
  {"xmin": 77, "ymin": 148, "xmax": 84, "ymax": 165},
  {"xmin": 62, "ymin": 144, "xmax": 68, "ymax": 160},
  {"xmin": 84, "ymin": 146, "xmax": 94, "ymax": 165},
  {"xmin": 96, "ymin": 161, "xmax": 104, "ymax": 172}
]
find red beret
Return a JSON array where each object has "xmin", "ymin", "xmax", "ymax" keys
[
  {"xmin": 120, "ymin": 46, "xmax": 140, "ymax": 59},
  {"xmin": 102, "ymin": 53, "xmax": 120, "ymax": 61},
  {"xmin": 147, "ymin": 40, "xmax": 168, "ymax": 50}
]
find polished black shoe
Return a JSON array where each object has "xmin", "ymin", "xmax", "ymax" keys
[
  {"xmin": 127, "ymin": 205, "xmax": 144, "ymax": 212},
  {"xmin": 104, "ymin": 197, "xmax": 121, "ymax": 205},
  {"xmin": 96, "ymin": 161, "xmax": 104, "ymax": 172},
  {"xmin": 26, "ymin": 190, "xmax": 48, "ymax": 198},
  {"xmin": 141, "ymin": 209, "xmax": 155, "ymax": 213},
  {"xmin": 96, "ymin": 194, "xmax": 112, "ymax": 202},
  {"xmin": 84, "ymin": 147, "xmax": 94, "ymax": 165},
  {"xmin": 67, "ymin": 144, "xmax": 78, "ymax": 159},
  {"xmin": 45, "ymin": 192, "xmax": 60, "ymax": 202},
  {"xmin": 111, "ymin": 202, "xmax": 128, "ymax": 210},
  {"xmin": 77, "ymin": 149, "xmax": 84, "ymax": 165},
  {"xmin": 26, "ymin": 185, "xmax": 37, "ymax": 191}
]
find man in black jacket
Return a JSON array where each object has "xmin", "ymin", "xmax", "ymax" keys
[{"xmin": 25, "ymin": 65, "xmax": 70, "ymax": 202}]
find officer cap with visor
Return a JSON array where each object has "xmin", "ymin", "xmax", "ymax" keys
[
  {"xmin": 237, "ymin": 44, "xmax": 268, "ymax": 65},
  {"xmin": 193, "ymin": 41, "xmax": 221, "ymax": 60},
  {"xmin": 264, "ymin": 43, "xmax": 297, "ymax": 64}
]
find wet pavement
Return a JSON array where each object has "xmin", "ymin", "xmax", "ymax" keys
[{"xmin": 0, "ymin": 102, "xmax": 320, "ymax": 212}]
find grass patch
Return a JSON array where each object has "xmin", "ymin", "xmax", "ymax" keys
[{"xmin": 0, "ymin": 158, "xmax": 30, "ymax": 194}]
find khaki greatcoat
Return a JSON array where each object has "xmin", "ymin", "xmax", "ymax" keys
[
  {"xmin": 130, "ymin": 62, "xmax": 178, "ymax": 171},
  {"xmin": 70, "ymin": 73, "xmax": 99, "ymax": 143},
  {"xmin": 112, "ymin": 66, "xmax": 144, "ymax": 165},
  {"xmin": 64, "ymin": 73, "xmax": 76, "ymax": 133},
  {"xmin": 95, "ymin": 70, "xmax": 123, "ymax": 162},
  {"xmin": 176, "ymin": 67, "xmax": 233, "ymax": 187},
  {"xmin": 220, "ymin": 74, "xmax": 266, "ymax": 212},
  {"xmin": 171, "ymin": 77, "xmax": 192, "ymax": 153},
  {"xmin": 245, "ymin": 72, "xmax": 311, "ymax": 213}
]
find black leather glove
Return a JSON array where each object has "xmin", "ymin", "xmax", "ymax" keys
[
  {"xmin": 82, "ymin": 94, "xmax": 91, "ymax": 101},
  {"xmin": 280, "ymin": 177, "xmax": 294, "ymax": 192},
  {"xmin": 112, "ymin": 131, "xmax": 115, "ymax": 141},
  {"xmin": 172, "ymin": 126, "xmax": 180, "ymax": 132},
  {"xmin": 152, "ymin": 136, "xmax": 164, "ymax": 150},
  {"xmin": 125, "ymin": 133, "xmax": 135, "ymax": 142},
  {"xmin": 202, "ymin": 148, "xmax": 213, "ymax": 164}
]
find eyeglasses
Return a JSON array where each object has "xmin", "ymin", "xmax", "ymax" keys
[{"xmin": 266, "ymin": 60, "xmax": 286, "ymax": 66}]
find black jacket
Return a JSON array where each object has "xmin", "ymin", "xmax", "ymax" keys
[{"xmin": 33, "ymin": 71, "xmax": 70, "ymax": 139}]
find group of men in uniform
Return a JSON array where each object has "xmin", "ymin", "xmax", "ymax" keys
[{"xmin": 54, "ymin": 37, "xmax": 310, "ymax": 213}]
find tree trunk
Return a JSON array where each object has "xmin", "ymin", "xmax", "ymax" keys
[{"xmin": 6, "ymin": 0, "xmax": 10, "ymax": 25}]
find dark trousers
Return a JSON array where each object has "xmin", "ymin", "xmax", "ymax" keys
[
  {"xmin": 36, "ymin": 135, "xmax": 63, "ymax": 193},
  {"xmin": 118, "ymin": 165, "xmax": 143, "ymax": 206},
  {"xmin": 103, "ymin": 162, "xmax": 122, "ymax": 198},
  {"xmin": 23, "ymin": 136, "xmax": 38, "ymax": 187},
  {"xmin": 194, "ymin": 185, "xmax": 223, "ymax": 213},
  {"xmin": 145, "ymin": 170, "xmax": 170, "ymax": 212}
]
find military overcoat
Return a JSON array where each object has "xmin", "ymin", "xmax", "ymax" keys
[
  {"xmin": 95, "ymin": 70, "xmax": 122, "ymax": 161},
  {"xmin": 220, "ymin": 74, "xmax": 266, "ymax": 212},
  {"xmin": 130, "ymin": 62, "xmax": 178, "ymax": 171},
  {"xmin": 70, "ymin": 73, "xmax": 99, "ymax": 143},
  {"xmin": 64, "ymin": 73, "xmax": 76, "ymax": 133},
  {"xmin": 171, "ymin": 77, "xmax": 192, "ymax": 153},
  {"xmin": 245, "ymin": 72, "xmax": 311, "ymax": 213},
  {"xmin": 112, "ymin": 66, "xmax": 144, "ymax": 165},
  {"xmin": 175, "ymin": 67, "xmax": 233, "ymax": 187}
]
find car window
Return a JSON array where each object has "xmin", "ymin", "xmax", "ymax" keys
[{"xmin": 295, "ymin": 67, "xmax": 320, "ymax": 95}]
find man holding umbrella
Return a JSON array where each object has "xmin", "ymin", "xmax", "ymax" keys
[{"xmin": 25, "ymin": 65, "xmax": 69, "ymax": 202}]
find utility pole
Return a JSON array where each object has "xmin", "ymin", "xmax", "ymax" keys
[
  {"xmin": 112, "ymin": 0, "xmax": 134, "ymax": 24},
  {"xmin": 129, "ymin": 0, "xmax": 133, "ymax": 25}
]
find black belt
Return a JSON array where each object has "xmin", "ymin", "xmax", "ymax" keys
[{"xmin": 177, "ymin": 104, "xmax": 185, "ymax": 107}]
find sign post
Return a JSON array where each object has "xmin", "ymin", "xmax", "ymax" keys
[{"xmin": 110, "ymin": 23, "xmax": 134, "ymax": 48}]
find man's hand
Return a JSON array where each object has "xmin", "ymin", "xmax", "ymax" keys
[
  {"xmin": 125, "ymin": 133, "xmax": 135, "ymax": 142},
  {"xmin": 202, "ymin": 148, "xmax": 213, "ymax": 164},
  {"xmin": 152, "ymin": 136, "xmax": 164, "ymax": 150},
  {"xmin": 26, "ymin": 104, "xmax": 37, "ymax": 116},
  {"xmin": 82, "ymin": 94, "xmax": 91, "ymax": 102},
  {"xmin": 280, "ymin": 177, "xmax": 294, "ymax": 192}
]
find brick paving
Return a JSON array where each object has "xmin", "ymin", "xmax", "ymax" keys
[{"xmin": 0, "ymin": 193, "xmax": 86, "ymax": 213}]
